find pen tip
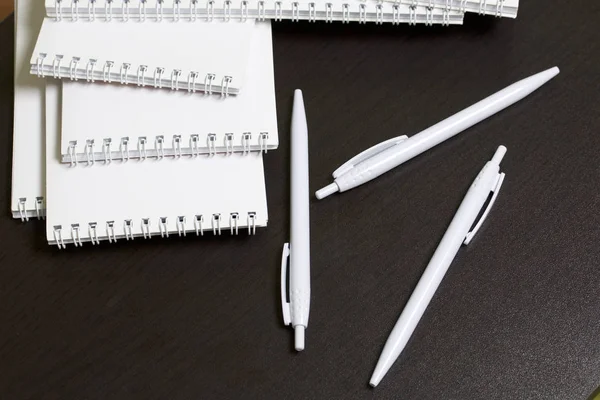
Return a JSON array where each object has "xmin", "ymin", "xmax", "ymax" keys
[
  {"xmin": 369, "ymin": 376, "xmax": 381, "ymax": 388},
  {"xmin": 315, "ymin": 183, "xmax": 338, "ymax": 200},
  {"xmin": 370, "ymin": 361, "xmax": 391, "ymax": 387},
  {"xmin": 530, "ymin": 67, "xmax": 560, "ymax": 86},
  {"xmin": 295, "ymin": 326, "xmax": 305, "ymax": 351},
  {"xmin": 492, "ymin": 145, "xmax": 507, "ymax": 164},
  {"xmin": 545, "ymin": 66, "xmax": 560, "ymax": 79}
]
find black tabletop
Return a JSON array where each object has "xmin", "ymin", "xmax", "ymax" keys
[{"xmin": 1, "ymin": 1, "xmax": 599, "ymax": 399}]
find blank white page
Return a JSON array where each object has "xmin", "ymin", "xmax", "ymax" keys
[
  {"xmin": 45, "ymin": 81, "xmax": 268, "ymax": 249},
  {"xmin": 60, "ymin": 21, "xmax": 277, "ymax": 164},
  {"xmin": 31, "ymin": 18, "xmax": 255, "ymax": 95},
  {"xmin": 45, "ymin": 0, "xmax": 464, "ymax": 25},
  {"xmin": 12, "ymin": 0, "xmax": 46, "ymax": 220}
]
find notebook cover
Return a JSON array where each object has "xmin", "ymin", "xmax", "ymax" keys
[
  {"xmin": 60, "ymin": 21, "xmax": 277, "ymax": 164},
  {"xmin": 11, "ymin": 0, "xmax": 46, "ymax": 220},
  {"xmin": 45, "ymin": 81, "xmax": 268, "ymax": 248},
  {"xmin": 31, "ymin": 18, "xmax": 255, "ymax": 95}
]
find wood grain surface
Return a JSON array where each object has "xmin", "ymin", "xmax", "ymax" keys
[
  {"xmin": 0, "ymin": 0, "xmax": 11, "ymax": 22},
  {"xmin": 1, "ymin": 1, "xmax": 599, "ymax": 399}
]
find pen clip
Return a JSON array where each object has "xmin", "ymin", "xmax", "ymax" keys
[
  {"xmin": 280, "ymin": 243, "xmax": 292, "ymax": 326},
  {"xmin": 332, "ymin": 135, "xmax": 409, "ymax": 179},
  {"xmin": 464, "ymin": 172, "xmax": 505, "ymax": 245}
]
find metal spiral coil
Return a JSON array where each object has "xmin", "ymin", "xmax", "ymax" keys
[
  {"xmin": 49, "ymin": 0, "xmax": 460, "ymax": 25},
  {"xmin": 63, "ymin": 132, "xmax": 271, "ymax": 165},
  {"xmin": 16, "ymin": 197, "xmax": 45, "ymax": 222},
  {"xmin": 33, "ymin": 53, "xmax": 233, "ymax": 95},
  {"xmin": 51, "ymin": 211, "xmax": 259, "ymax": 248},
  {"xmin": 439, "ymin": 0, "xmax": 506, "ymax": 16}
]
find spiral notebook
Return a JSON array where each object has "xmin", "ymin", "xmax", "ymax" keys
[
  {"xmin": 45, "ymin": 81, "xmax": 268, "ymax": 248},
  {"xmin": 44, "ymin": 0, "xmax": 464, "ymax": 25},
  {"xmin": 30, "ymin": 17, "xmax": 255, "ymax": 95},
  {"xmin": 59, "ymin": 21, "xmax": 277, "ymax": 164},
  {"xmin": 12, "ymin": 0, "xmax": 46, "ymax": 221},
  {"xmin": 391, "ymin": 0, "xmax": 518, "ymax": 18}
]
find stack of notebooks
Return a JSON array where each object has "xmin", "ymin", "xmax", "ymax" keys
[{"xmin": 12, "ymin": 0, "xmax": 518, "ymax": 249}]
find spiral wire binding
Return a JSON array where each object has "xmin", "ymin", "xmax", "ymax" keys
[
  {"xmin": 408, "ymin": 4, "xmax": 416, "ymax": 25},
  {"xmin": 433, "ymin": 0, "xmax": 507, "ymax": 16},
  {"xmin": 85, "ymin": 140, "xmax": 95, "ymax": 165},
  {"xmin": 478, "ymin": 0, "xmax": 486, "ymax": 13},
  {"xmin": 177, "ymin": 216, "xmax": 186, "ymax": 236},
  {"xmin": 138, "ymin": 137, "xmax": 148, "ymax": 160},
  {"xmin": 103, "ymin": 139, "xmax": 112, "ymax": 163},
  {"xmin": 194, "ymin": 215, "xmax": 204, "ymax": 236},
  {"xmin": 71, "ymin": 223, "xmax": 82, "ymax": 247},
  {"xmin": 34, "ymin": 53, "xmax": 232, "ymax": 95},
  {"xmin": 207, "ymin": 134, "xmax": 217, "ymax": 156},
  {"xmin": 124, "ymin": 219, "xmax": 134, "ymax": 240},
  {"xmin": 212, "ymin": 214, "xmax": 221, "ymax": 235},
  {"xmin": 398, "ymin": 0, "xmax": 506, "ymax": 16},
  {"xmin": 16, "ymin": 197, "xmax": 46, "ymax": 222},
  {"xmin": 495, "ymin": 0, "xmax": 505, "ymax": 16},
  {"xmin": 89, "ymin": 222, "xmax": 100, "ymax": 244},
  {"xmin": 53, "ymin": 225, "xmax": 66, "ymax": 249},
  {"xmin": 156, "ymin": 136, "xmax": 165, "ymax": 159},
  {"xmin": 50, "ymin": 211, "xmax": 259, "ymax": 248},
  {"xmin": 17, "ymin": 198, "xmax": 28, "ymax": 221},
  {"xmin": 67, "ymin": 140, "xmax": 78, "ymax": 166},
  {"xmin": 442, "ymin": 0, "xmax": 450, "ymax": 24},
  {"xmin": 230, "ymin": 213, "xmax": 239, "ymax": 235},
  {"xmin": 173, "ymin": 135, "xmax": 182, "ymax": 157},
  {"xmin": 120, "ymin": 137, "xmax": 130, "ymax": 161},
  {"xmin": 107, "ymin": 221, "xmax": 117, "ymax": 243},
  {"xmin": 50, "ymin": 0, "xmax": 462, "ymax": 24},
  {"xmin": 223, "ymin": 133, "xmax": 232, "ymax": 155},
  {"xmin": 63, "ymin": 132, "xmax": 272, "ymax": 165}
]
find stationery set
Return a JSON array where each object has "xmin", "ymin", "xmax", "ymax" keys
[
  {"xmin": 12, "ymin": 0, "xmax": 521, "ymax": 235},
  {"xmin": 13, "ymin": 0, "xmax": 277, "ymax": 244},
  {"xmin": 12, "ymin": 0, "xmax": 557, "ymax": 389}
]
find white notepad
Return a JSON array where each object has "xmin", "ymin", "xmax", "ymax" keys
[
  {"xmin": 44, "ymin": 0, "xmax": 464, "ymax": 25},
  {"xmin": 12, "ymin": 0, "xmax": 46, "ymax": 221},
  {"xmin": 45, "ymin": 81, "xmax": 269, "ymax": 248},
  {"xmin": 59, "ymin": 21, "xmax": 277, "ymax": 164},
  {"xmin": 393, "ymin": 0, "xmax": 518, "ymax": 18},
  {"xmin": 31, "ymin": 18, "xmax": 255, "ymax": 95}
]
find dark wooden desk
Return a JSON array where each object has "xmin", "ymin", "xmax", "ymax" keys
[{"xmin": 1, "ymin": 1, "xmax": 599, "ymax": 399}]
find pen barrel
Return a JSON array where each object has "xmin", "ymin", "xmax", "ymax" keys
[
  {"xmin": 290, "ymin": 90, "xmax": 310, "ymax": 327},
  {"xmin": 337, "ymin": 89, "xmax": 513, "ymax": 190},
  {"xmin": 398, "ymin": 68, "xmax": 557, "ymax": 165},
  {"xmin": 366, "ymin": 85, "xmax": 521, "ymax": 180},
  {"xmin": 418, "ymin": 159, "xmax": 500, "ymax": 301},
  {"xmin": 374, "ymin": 160, "xmax": 501, "ymax": 380},
  {"xmin": 337, "ymin": 68, "xmax": 557, "ymax": 193}
]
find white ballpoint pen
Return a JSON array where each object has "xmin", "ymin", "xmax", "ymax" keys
[
  {"xmin": 370, "ymin": 146, "xmax": 508, "ymax": 387},
  {"xmin": 315, "ymin": 67, "xmax": 559, "ymax": 200},
  {"xmin": 281, "ymin": 89, "xmax": 311, "ymax": 351}
]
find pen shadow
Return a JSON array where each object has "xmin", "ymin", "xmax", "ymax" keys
[{"xmin": 271, "ymin": 94, "xmax": 296, "ymax": 354}]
